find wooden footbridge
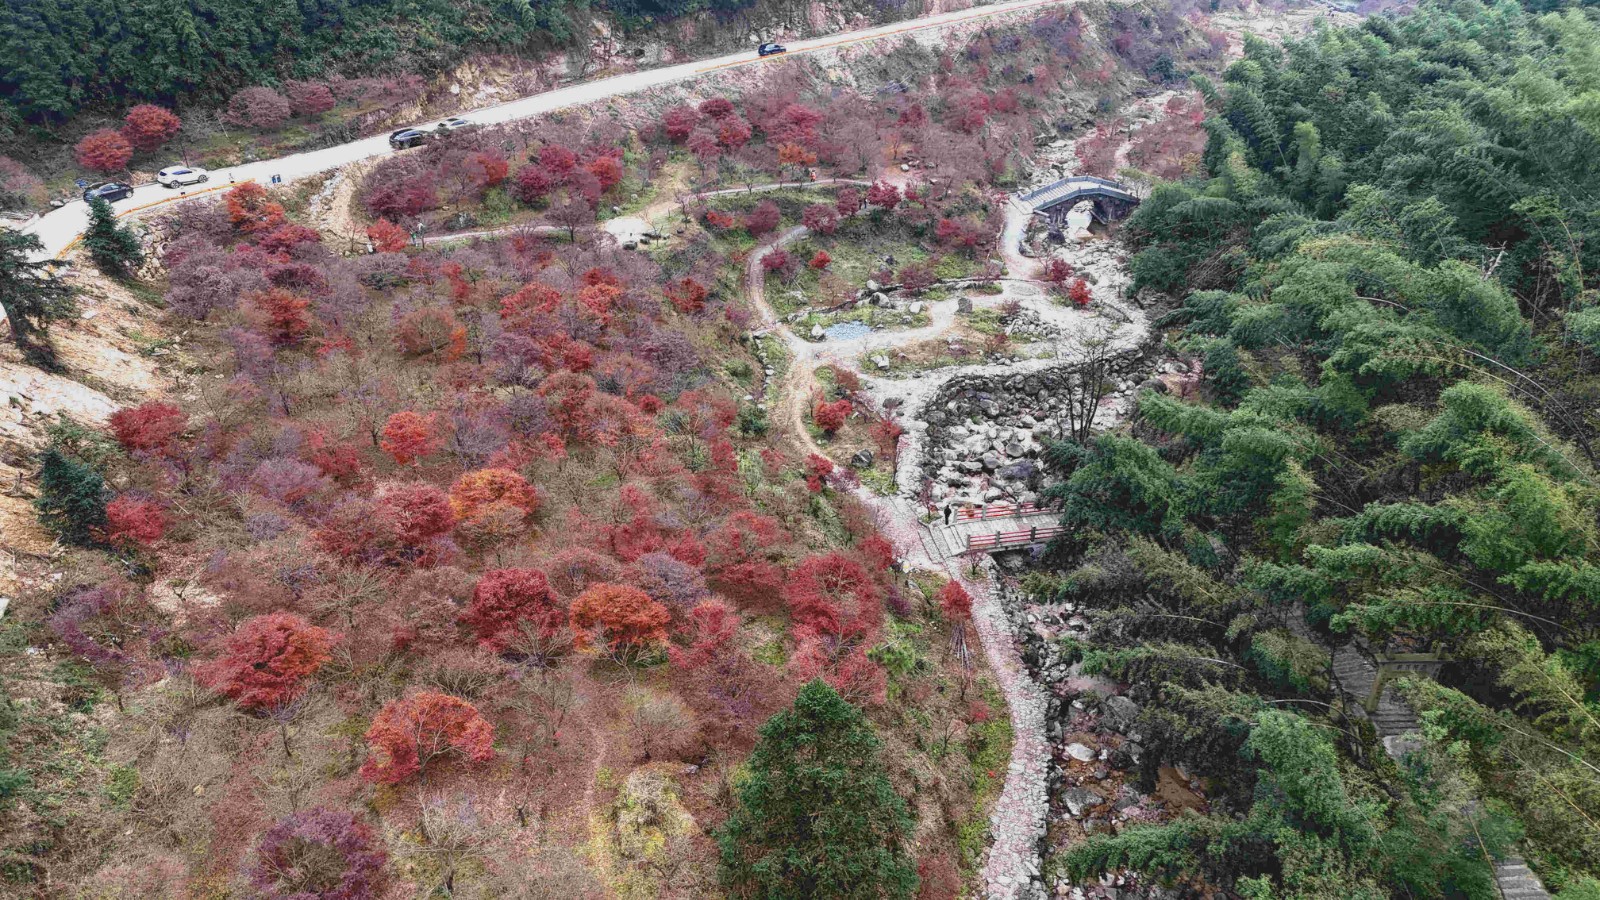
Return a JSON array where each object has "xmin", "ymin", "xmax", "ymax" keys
[{"xmin": 926, "ymin": 501, "xmax": 1064, "ymax": 558}]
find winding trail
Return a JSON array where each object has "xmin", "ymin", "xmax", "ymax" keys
[{"xmin": 740, "ymin": 193, "xmax": 1146, "ymax": 899}]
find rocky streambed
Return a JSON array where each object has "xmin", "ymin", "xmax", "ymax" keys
[{"xmin": 991, "ymin": 573, "xmax": 1212, "ymax": 900}]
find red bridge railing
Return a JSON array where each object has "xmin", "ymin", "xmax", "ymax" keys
[
  {"xmin": 954, "ymin": 502, "xmax": 1057, "ymax": 521},
  {"xmin": 966, "ymin": 525, "xmax": 1066, "ymax": 551}
]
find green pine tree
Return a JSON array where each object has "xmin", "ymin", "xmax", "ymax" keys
[
  {"xmin": 717, "ymin": 680, "xmax": 918, "ymax": 900},
  {"xmin": 82, "ymin": 197, "xmax": 143, "ymax": 276},
  {"xmin": 34, "ymin": 446, "xmax": 107, "ymax": 546},
  {"xmin": 0, "ymin": 229, "xmax": 75, "ymax": 355}
]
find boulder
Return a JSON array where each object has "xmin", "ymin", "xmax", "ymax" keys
[
  {"xmin": 908, "ymin": 301, "xmax": 924, "ymax": 314},
  {"xmin": 870, "ymin": 354, "xmax": 891, "ymax": 370},
  {"xmin": 810, "ymin": 325, "xmax": 825, "ymax": 340},
  {"xmin": 1061, "ymin": 787, "xmax": 1100, "ymax": 818},
  {"xmin": 849, "ymin": 449, "xmax": 875, "ymax": 468},
  {"xmin": 1101, "ymin": 695, "xmax": 1140, "ymax": 732},
  {"xmin": 957, "ymin": 296, "xmax": 973, "ymax": 313},
  {"xmin": 1064, "ymin": 742, "xmax": 1095, "ymax": 762}
]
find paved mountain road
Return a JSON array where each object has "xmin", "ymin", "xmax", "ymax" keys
[{"xmin": 21, "ymin": 0, "xmax": 1069, "ymax": 262}]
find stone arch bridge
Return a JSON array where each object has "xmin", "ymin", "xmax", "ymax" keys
[{"xmin": 1014, "ymin": 175, "xmax": 1143, "ymax": 235}]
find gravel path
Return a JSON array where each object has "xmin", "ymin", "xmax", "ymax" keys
[{"xmin": 746, "ymin": 198, "xmax": 1128, "ymax": 899}]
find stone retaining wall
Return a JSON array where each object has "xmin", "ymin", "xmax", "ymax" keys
[{"xmin": 917, "ymin": 341, "xmax": 1157, "ymax": 506}]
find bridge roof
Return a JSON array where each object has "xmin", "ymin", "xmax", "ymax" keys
[{"xmin": 1017, "ymin": 175, "xmax": 1140, "ymax": 212}]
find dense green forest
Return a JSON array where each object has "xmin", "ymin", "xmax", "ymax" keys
[
  {"xmin": 0, "ymin": 0, "xmax": 782, "ymax": 127},
  {"xmin": 1033, "ymin": 0, "xmax": 1600, "ymax": 895}
]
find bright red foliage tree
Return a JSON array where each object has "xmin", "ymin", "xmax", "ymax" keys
[
  {"xmin": 103, "ymin": 496, "xmax": 167, "ymax": 548},
  {"xmin": 665, "ymin": 276, "xmax": 709, "ymax": 314},
  {"xmin": 226, "ymin": 183, "xmax": 287, "ymax": 234},
  {"xmin": 569, "ymin": 583, "xmax": 671, "ymax": 657},
  {"xmin": 1068, "ymin": 278, "xmax": 1093, "ymax": 308},
  {"xmin": 376, "ymin": 481, "xmax": 455, "ymax": 548},
  {"xmin": 804, "ymin": 453, "xmax": 834, "ymax": 492},
  {"xmin": 199, "ymin": 612, "xmax": 336, "ymax": 711},
  {"xmin": 253, "ymin": 288, "xmax": 313, "ymax": 346},
  {"xmin": 668, "ymin": 598, "xmax": 740, "ymax": 671},
  {"xmin": 512, "ymin": 164, "xmax": 553, "ymax": 204},
  {"xmin": 361, "ymin": 691, "xmax": 494, "ymax": 784},
  {"xmin": 466, "ymin": 150, "xmax": 510, "ymax": 192},
  {"xmin": 801, "ymin": 203, "xmax": 839, "ymax": 235},
  {"xmin": 835, "ymin": 186, "xmax": 862, "ymax": 217},
  {"xmin": 108, "ymin": 400, "xmax": 186, "ymax": 455},
  {"xmin": 866, "ymin": 181, "xmax": 902, "ymax": 211},
  {"xmin": 120, "ymin": 105, "xmax": 181, "ymax": 151},
  {"xmin": 662, "ymin": 105, "xmax": 701, "ymax": 142},
  {"xmin": 367, "ymin": 218, "xmax": 409, "ymax": 252},
  {"xmin": 813, "ymin": 398, "xmax": 850, "ymax": 434},
  {"xmin": 809, "ymin": 250, "xmax": 832, "ymax": 270},
  {"xmin": 75, "ymin": 129, "xmax": 133, "ymax": 173},
  {"xmin": 937, "ymin": 581, "xmax": 973, "ymax": 621},
  {"xmin": 461, "ymin": 568, "xmax": 563, "ymax": 651},
  {"xmin": 784, "ymin": 552, "xmax": 882, "ymax": 640},
  {"xmin": 586, "ymin": 155, "xmax": 622, "ymax": 192},
  {"xmin": 380, "ymin": 411, "xmax": 440, "ymax": 466}
]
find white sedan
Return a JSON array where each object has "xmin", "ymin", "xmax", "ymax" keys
[
  {"xmin": 434, "ymin": 116, "xmax": 473, "ymax": 132},
  {"xmin": 156, "ymin": 166, "xmax": 210, "ymax": 188}
]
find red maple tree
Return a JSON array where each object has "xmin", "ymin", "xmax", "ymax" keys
[
  {"xmin": 376, "ymin": 481, "xmax": 455, "ymax": 548},
  {"xmin": 379, "ymin": 411, "xmax": 440, "ymax": 466},
  {"xmin": 569, "ymin": 583, "xmax": 671, "ymax": 657},
  {"xmin": 784, "ymin": 552, "xmax": 883, "ymax": 640},
  {"xmin": 804, "ymin": 453, "xmax": 834, "ymax": 492},
  {"xmin": 199, "ymin": 612, "xmax": 336, "ymax": 711},
  {"xmin": 361, "ymin": 691, "xmax": 495, "ymax": 784},
  {"xmin": 937, "ymin": 581, "xmax": 973, "ymax": 621},
  {"xmin": 449, "ymin": 468, "xmax": 538, "ymax": 521},
  {"xmin": 108, "ymin": 400, "xmax": 186, "ymax": 456},
  {"xmin": 461, "ymin": 568, "xmax": 564, "ymax": 651},
  {"xmin": 120, "ymin": 105, "xmax": 182, "ymax": 151},
  {"xmin": 812, "ymin": 398, "xmax": 851, "ymax": 434},
  {"xmin": 1068, "ymin": 278, "xmax": 1093, "ymax": 308},
  {"xmin": 103, "ymin": 496, "xmax": 168, "ymax": 548},
  {"xmin": 75, "ymin": 129, "xmax": 133, "ymax": 173},
  {"xmin": 253, "ymin": 288, "xmax": 313, "ymax": 346},
  {"xmin": 367, "ymin": 218, "xmax": 409, "ymax": 252},
  {"xmin": 866, "ymin": 181, "xmax": 902, "ymax": 211}
]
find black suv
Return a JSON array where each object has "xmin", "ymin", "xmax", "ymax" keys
[
  {"xmin": 82, "ymin": 182, "xmax": 134, "ymax": 203},
  {"xmin": 388, "ymin": 127, "xmax": 433, "ymax": 150},
  {"xmin": 758, "ymin": 42, "xmax": 786, "ymax": 57}
]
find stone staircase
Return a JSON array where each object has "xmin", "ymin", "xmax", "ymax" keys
[
  {"xmin": 1330, "ymin": 641, "xmax": 1421, "ymax": 748},
  {"xmin": 1494, "ymin": 857, "xmax": 1552, "ymax": 900},
  {"xmin": 1332, "ymin": 642, "xmax": 1552, "ymax": 900}
]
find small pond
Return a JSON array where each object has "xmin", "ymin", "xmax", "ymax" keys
[{"xmin": 822, "ymin": 322, "xmax": 872, "ymax": 342}]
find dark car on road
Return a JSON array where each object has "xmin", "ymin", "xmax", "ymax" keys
[
  {"xmin": 82, "ymin": 182, "xmax": 134, "ymax": 203},
  {"xmin": 758, "ymin": 42, "xmax": 786, "ymax": 57},
  {"xmin": 388, "ymin": 127, "xmax": 433, "ymax": 150}
]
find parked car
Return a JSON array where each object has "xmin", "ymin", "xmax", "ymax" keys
[
  {"xmin": 758, "ymin": 42, "xmax": 787, "ymax": 57},
  {"xmin": 82, "ymin": 182, "xmax": 133, "ymax": 203},
  {"xmin": 156, "ymin": 166, "xmax": 209, "ymax": 188},
  {"xmin": 434, "ymin": 116, "xmax": 473, "ymax": 132},
  {"xmin": 389, "ymin": 127, "xmax": 433, "ymax": 150}
]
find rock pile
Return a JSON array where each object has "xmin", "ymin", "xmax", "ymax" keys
[{"xmin": 919, "ymin": 347, "xmax": 1152, "ymax": 505}]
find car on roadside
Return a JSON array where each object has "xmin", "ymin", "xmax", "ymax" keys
[
  {"xmin": 758, "ymin": 42, "xmax": 787, "ymax": 57},
  {"xmin": 156, "ymin": 165, "xmax": 209, "ymax": 188},
  {"xmin": 82, "ymin": 182, "xmax": 134, "ymax": 203},
  {"xmin": 434, "ymin": 116, "xmax": 473, "ymax": 133},
  {"xmin": 389, "ymin": 127, "xmax": 434, "ymax": 150}
]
